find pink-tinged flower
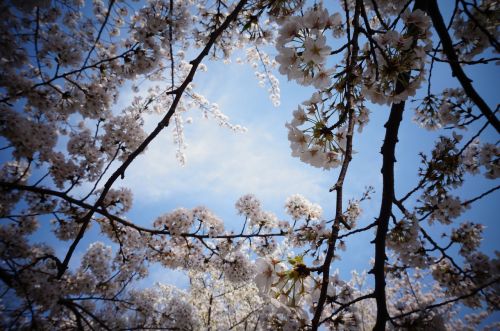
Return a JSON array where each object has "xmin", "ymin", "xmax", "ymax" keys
[
  {"xmin": 277, "ymin": 18, "xmax": 301, "ymax": 44},
  {"xmin": 303, "ymin": 35, "xmax": 331, "ymax": 65},
  {"xmin": 291, "ymin": 106, "xmax": 308, "ymax": 126},
  {"xmin": 402, "ymin": 9, "xmax": 430, "ymax": 32},
  {"xmin": 303, "ymin": 5, "xmax": 330, "ymax": 30},
  {"xmin": 312, "ymin": 68, "xmax": 333, "ymax": 89},
  {"xmin": 276, "ymin": 46, "xmax": 300, "ymax": 76},
  {"xmin": 235, "ymin": 194, "xmax": 261, "ymax": 219},
  {"xmin": 254, "ymin": 258, "xmax": 278, "ymax": 293}
]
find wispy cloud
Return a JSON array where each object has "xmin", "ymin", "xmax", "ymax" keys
[
  {"xmin": 118, "ymin": 57, "xmax": 382, "ymax": 231},
  {"xmin": 123, "ymin": 117, "xmax": 328, "ymax": 212}
]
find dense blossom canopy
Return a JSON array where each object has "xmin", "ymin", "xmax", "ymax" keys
[{"xmin": 0, "ymin": 0, "xmax": 499, "ymax": 330}]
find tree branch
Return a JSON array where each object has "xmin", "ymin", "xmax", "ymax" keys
[
  {"xmin": 424, "ymin": 0, "xmax": 500, "ymax": 133},
  {"xmin": 371, "ymin": 1, "xmax": 435, "ymax": 327},
  {"xmin": 390, "ymin": 277, "xmax": 500, "ymax": 320},
  {"xmin": 311, "ymin": 1, "xmax": 361, "ymax": 329}
]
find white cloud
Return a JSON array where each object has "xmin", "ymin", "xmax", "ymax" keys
[
  {"xmin": 123, "ymin": 117, "xmax": 328, "ymax": 210},
  {"xmin": 117, "ymin": 58, "xmax": 381, "ymax": 229}
]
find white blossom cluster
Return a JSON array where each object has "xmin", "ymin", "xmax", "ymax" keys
[
  {"xmin": 100, "ymin": 187, "xmax": 133, "ymax": 214},
  {"xmin": 0, "ymin": 161, "xmax": 31, "ymax": 215},
  {"xmin": 424, "ymin": 193, "xmax": 468, "ymax": 225},
  {"xmin": 125, "ymin": 284, "xmax": 201, "ymax": 330},
  {"xmin": 387, "ymin": 216, "xmax": 427, "ymax": 268},
  {"xmin": 414, "ymin": 88, "xmax": 475, "ymax": 130},
  {"xmin": 451, "ymin": 0, "xmax": 500, "ymax": 61},
  {"xmin": 285, "ymin": 100, "xmax": 345, "ymax": 169},
  {"xmin": 451, "ymin": 221, "xmax": 485, "ymax": 257},
  {"xmin": 284, "ymin": 193, "xmax": 322, "ymax": 221},
  {"xmin": 462, "ymin": 139, "xmax": 500, "ymax": 179},
  {"xmin": 275, "ymin": 3, "xmax": 341, "ymax": 89},
  {"xmin": 188, "ymin": 267, "xmax": 263, "ymax": 329},
  {"xmin": 222, "ymin": 250, "xmax": 255, "ymax": 283},
  {"xmin": 154, "ymin": 207, "xmax": 196, "ymax": 235},
  {"xmin": 245, "ymin": 46, "xmax": 281, "ymax": 107},
  {"xmin": 362, "ymin": 9, "xmax": 432, "ymax": 105},
  {"xmin": 344, "ymin": 199, "xmax": 362, "ymax": 229}
]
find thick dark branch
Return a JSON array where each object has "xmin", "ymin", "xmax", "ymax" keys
[
  {"xmin": 0, "ymin": 181, "xmax": 285, "ymax": 240},
  {"xmin": 372, "ymin": 2, "xmax": 429, "ymax": 328},
  {"xmin": 0, "ymin": 268, "xmax": 14, "ymax": 287},
  {"xmin": 55, "ymin": 0, "xmax": 250, "ymax": 279},
  {"xmin": 311, "ymin": 1, "xmax": 361, "ymax": 329},
  {"xmin": 59, "ymin": 300, "xmax": 85, "ymax": 331},
  {"xmin": 311, "ymin": 114, "xmax": 356, "ymax": 330},
  {"xmin": 425, "ymin": 0, "xmax": 500, "ymax": 133},
  {"xmin": 372, "ymin": 91, "xmax": 406, "ymax": 331},
  {"xmin": 59, "ymin": 299, "xmax": 111, "ymax": 330}
]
